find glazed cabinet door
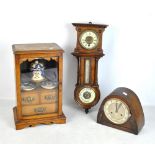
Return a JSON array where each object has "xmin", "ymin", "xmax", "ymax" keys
[{"xmin": 19, "ymin": 57, "xmax": 59, "ymax": 117}]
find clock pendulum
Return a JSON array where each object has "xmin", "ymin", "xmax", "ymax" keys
[{"xmin": 72, "ymin": 22, "xmax": 108, "ymax": 113}]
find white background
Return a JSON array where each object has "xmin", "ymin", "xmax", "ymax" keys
[{"xmin": 0, "ymin": 0, "xmax": 155, "ymax": 144}]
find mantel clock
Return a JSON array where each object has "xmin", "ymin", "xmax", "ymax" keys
[
  {"xmin": 72, "ymin": 22, "xmax": 108, "ymax": 113},
  {"xmin": 97, "ymin": 87, "xmax": 145, "ymax": 134},
  {"xmin": 13, "ymin": 43, "xmax": 66, "ymax": 130}
]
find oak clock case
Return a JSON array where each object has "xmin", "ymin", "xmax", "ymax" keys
[
  {"xmin": 97, "ymin": 87, "xmax": 145, "ymax": 135},
  {"xmin": 13, "ymin": 43, "xmax": 66, "ymax": 130},
  {"xmin": 72, "ymin": 23, "xmax": 108, "ymax": 113}
]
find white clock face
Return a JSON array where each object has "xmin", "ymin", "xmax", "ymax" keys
[
  {"xmin": 79, "ymin": 87, "xmax": 96, "ymax": 104},
  {"xmin": 104, "ymin": 98, "xmax": 131, "ymax": 124},
  {"xmin": 79, "ymin": 30, "xmax": 99, "ymax": 50}
]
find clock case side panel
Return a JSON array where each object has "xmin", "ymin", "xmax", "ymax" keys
[
  {"xmin": 97, "ymin": 87, "xmax": 145, "ymax": 134},
  {"xmin": 14, "ymin": 54, "xmax": 23, "ymax": 120},
  {"xmin": 72, "ymin": 55, "xmax": 103, "ymax": 110},
  {"xmin": 72, "ymin": 53, "xmax": 104, "ymax": 85},
  {"xmin": 13, "ymin": 107, "xmax": 66, "ymax": 130}
]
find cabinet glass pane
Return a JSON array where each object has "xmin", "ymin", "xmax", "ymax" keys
[
  {"xmin": 85, "ymin": 59, "xmax": 90, "ymax": 83},
  {"xmin": 20, "ymin": 58, "xmax": 58, "ymax": 116}
]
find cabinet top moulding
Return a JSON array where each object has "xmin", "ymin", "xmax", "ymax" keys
[
  {"xmin": 72, "ymin": 23, "xmax": 108, "ymax": 28},
  {"xmin": 12, "ymin": 43, "xmax": 64, "ymax": 54}
]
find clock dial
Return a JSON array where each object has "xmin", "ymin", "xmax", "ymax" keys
[
  {"xmin": 79, "ymin": 30, "xmax": 99, "ymax": 49},
  {"xmin": 79, "ymin": 87, "xmax": 96, "ymax": 104},
  {"xmin": 104, "ymin": 98, "xmax": 131, "ymax": 124}
]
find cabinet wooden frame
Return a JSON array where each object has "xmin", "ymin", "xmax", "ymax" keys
[{"xmin": 13, "ymin": 43, "xmax": 66, "ymax": 130}]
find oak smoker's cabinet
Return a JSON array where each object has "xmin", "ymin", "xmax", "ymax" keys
[{"xmin": 13, "ymin": 43, "xmax": 66, "ymax": 130}]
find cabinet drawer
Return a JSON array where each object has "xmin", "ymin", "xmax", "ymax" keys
[
  {"xmin": 21, "ymin": 92, "xmax": 39, "ymax": 105},
  {"xmin": 40, "ymin": 89, "xmax": 58, "ymax": 104},
  {"xmin": 22, "ymin": 103, "xmax": 58, "ymax": 116}
]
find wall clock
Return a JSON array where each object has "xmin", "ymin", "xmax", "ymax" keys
[
  {"xmin": 13, "ymin": 43, "xmax": 66, "ymax": 130},
  {"xmin": 97, "ymin": 87, "xmax": 145, "ymax": 134},
  {"xmin": 72, "ymin": 22, "xmax": 108, "ymax": 113}
]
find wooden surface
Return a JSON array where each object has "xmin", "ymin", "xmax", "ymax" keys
[
  {"xmin": 97, "ymin": 87, "xmax": 145, "ymax": 135},
  {"xmin": 22, "ymin": 103, "xmax": 57, "ymax": 116},
  {"xmin": 13, "ymin": 107, "xmax": 66, "ymax": 130},
  {"xmin": 21, "ymin": 88, "xmax": 58, "ymax": 105},
  {"xmin": 21, "ymin": 88, "xmax": 58, "ymax": 116},
  {"xmin": 12, "ymin": 43, "xmax": 63, "ymax": 54},
  {"xmin": 72, "ymin": 23, "xmax": 108, "ymax": 28}
]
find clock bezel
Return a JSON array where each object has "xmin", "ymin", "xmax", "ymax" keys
[
  {"xmin": 79, "ymin": 30, "xmax": 99, "ymax": 50},
  {"xmin": 74, "ymin": 85, "xmax": 100, "ymax": 109},
  {"xmin": 79, "ymin": 87, "xmax": 96, "ymax": 104},
  {"xmin": 103, "ymin": 98, "xmax": 131, "ymax": 125}
]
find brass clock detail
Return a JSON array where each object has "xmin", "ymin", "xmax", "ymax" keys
[
  {"xmin": 97, "ymin": 87, "xmax": 145, "ymax": 135},
  {"xmin": 72, "ymin": 22, "xmax": 108, "ymax": 113}
]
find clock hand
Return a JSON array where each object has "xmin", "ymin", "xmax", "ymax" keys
[
  {"xmin": 117, "ymin": 103, "xmax": 122, "ymax": 112},
  {"xmin": 115, "ymin": 102, "xmax": 118, "ymax": 113}
]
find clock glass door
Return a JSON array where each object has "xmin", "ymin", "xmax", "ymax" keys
[
  {"xmin": 84, "ymin": 59, "xmax": 90, "ymax": 83},
  {"xmin": 20, "ymin": 58, "xmax": 58, "ymax": 116}
]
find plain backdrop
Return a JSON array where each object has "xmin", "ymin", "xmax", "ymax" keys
[
  {"xmin": 0, "ymin": 0, "xmax": 155, "ymax": 144},
  {"xmin": 0, "ymin": 0, "xmax": 155, "ymax": 104}
]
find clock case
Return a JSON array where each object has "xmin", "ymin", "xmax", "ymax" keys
[
  {"xmin": 97, "ymin": 87, "xmax": 145, "ymax": 135},
  {"xmin": 72, "ymin": 23, "xmax": 108, "ymax": 113},
  {"xmin": 13, "ymin": 43, "xmax": 66, "ymax": 130},
  {"xmin": 72, "ymin": 23, "xmax": 108, "ymax": 54}
]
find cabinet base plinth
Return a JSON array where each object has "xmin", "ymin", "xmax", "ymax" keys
[{"xmin": 13, "ymin": 107, "xmax": 66, "ymax": 130}]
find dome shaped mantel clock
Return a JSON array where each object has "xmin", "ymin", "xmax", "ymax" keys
[
  {"xmin": 72, "ymin": 22, "xmax": 108, "ymax": 113},
  {"xmin": 97, "ymin": 87, "xmax": 145, "ymax": 134}
]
